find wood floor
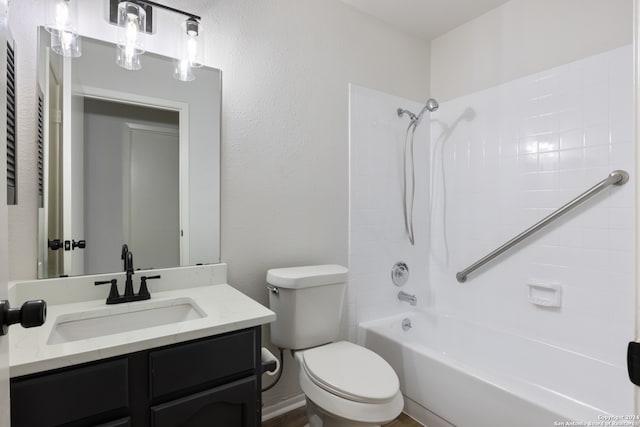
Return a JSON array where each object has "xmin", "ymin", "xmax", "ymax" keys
[{"xmin": 262, "ymin": 406, "xmax": 423, "ymax": 427}]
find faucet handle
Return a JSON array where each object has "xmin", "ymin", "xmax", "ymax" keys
[
  {"xmin": 138, "ymin": 275, "xmax": 161, "ymax": 300},
  {"xmin": 95, "ymin": 279, "xmax": 120, "ymax": 304}
]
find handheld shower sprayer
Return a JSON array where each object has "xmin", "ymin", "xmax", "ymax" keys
[
  {"xmin": 397, "ymin": 97, "xmax": 439, "ymax": 245},
  {"xmin": 397, "ymin": 98, "xmax": 439, "ymax": 127},
  {"xmin": 424, "ymin": 98, "xmax": 439, "ymax": 112},
  {"xmin": 397, "ymin": 108, "xmax": 417, "ymax": 122}
]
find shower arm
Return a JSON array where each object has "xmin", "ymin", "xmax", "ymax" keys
[{"xmin": 456, "ymin": 170, "xmax": 629, "ymax": 283}]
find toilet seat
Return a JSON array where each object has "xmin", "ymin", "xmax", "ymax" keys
[
  {"xmin": 296, "ymin": 341, "xmax": 404, "ymax": 424},
  {"xmin": 301, "ymin": 341, "xmax": 400, "ymax": 403}
]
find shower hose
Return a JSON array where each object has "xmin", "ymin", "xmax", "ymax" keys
[{"xmin": 403, "ymin": 122, "xmax": 417, "ymax": 245}]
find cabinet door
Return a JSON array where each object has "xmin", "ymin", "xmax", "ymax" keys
[
  {"xmin": 96, "ymin": 417, "xmax": 131, "ymax": 427},
  {"xmin": 10, "ymin": 359, "xmax": 129, "ymax": 427},
  {"xmin": 149, "ymin": 329, "xmax": 256, "ymax": 400},
  {"xmin": 151, "ymin": 377, "xmax": 258, "ymax": 427}
]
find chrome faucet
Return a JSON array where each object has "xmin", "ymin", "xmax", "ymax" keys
[{"xmin": 398, "ymin": 291, "xmax": 417, "ymax": 306}]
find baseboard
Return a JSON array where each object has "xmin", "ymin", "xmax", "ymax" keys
[{"xmin": 262, "ymin": 394, "xmax": 306, "ymax": 421}]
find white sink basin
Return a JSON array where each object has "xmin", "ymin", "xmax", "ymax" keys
[{"xmin": 47, "ymin": 298, "xmax": 206, "ymax": 345}]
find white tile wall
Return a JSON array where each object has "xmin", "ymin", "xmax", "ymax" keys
[
  {"xmin": 348, "ymin": 84, "xmax": 430, "ymax": 339},
  {"xmin": 349, "ymin": 45, "xmax": 635, "ymax": 414},
  {"xmin": 429, "ymin": 45, "xmax": 635, "ymax": 407},
  {"xmin": 429, "ymin": 46, "xmax": 635, "ymax": 366}
]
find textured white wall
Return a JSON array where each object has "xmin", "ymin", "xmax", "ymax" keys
[
  {"xmin": 208, "ymin": 0, "xmax": 430, "ymax": 408},
  {"xmin": 7, "ymin": 0, "xmax": 41, "ymax": 279},
  {"xmin": 430, "ymin": 0, "xmax": 633, "ymax": 102},
  {"xmin": 8, "ymin": 0, "xmax": 430, "ymax": 410}
]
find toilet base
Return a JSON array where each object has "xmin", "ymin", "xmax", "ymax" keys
[{"xmin": 304, "ymin": 397, "xmax": 381, "ymax": 427}]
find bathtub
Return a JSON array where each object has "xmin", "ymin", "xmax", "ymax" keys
[{"xmin": 358, "ymin": 312, "xmax": 633, "ymax": 427}]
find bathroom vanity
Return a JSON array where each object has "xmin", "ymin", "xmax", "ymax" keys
[
  {"xmin": 8, "ymin": 265, "xmax": 275, "ymax": 427},
  {"xmin": 11, "ymin": 327, "xmax": 261, "ymax": 426}
]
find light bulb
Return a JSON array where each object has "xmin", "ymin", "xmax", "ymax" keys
[
  {"xmin": 126, "ymin": 17, "xmax": 138, "ymax": 45},
  {"xmin": 187, "ymin": 35, "xmax": 197, "ymax": 65},
  {"xmin": 55, "ymin": 0, "xmax": 69, "ymax": 28},
  {"xmin": 181, "ymin": 18, "xmax": 203, "ymax": 68},
  {"xmin": 173, "ymin": 57, "xmax": 194, "ymax": 82},
  {"xmin": 60, "ymin": 30, "xmax": 73, "ymax": 50}
]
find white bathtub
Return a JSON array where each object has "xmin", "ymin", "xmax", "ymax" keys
[{"xmin": 358, "ymin": 312, "xmax": 633, "ymax": 427}]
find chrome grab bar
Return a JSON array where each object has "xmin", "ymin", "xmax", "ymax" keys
[{"xmin": 456, "ymin": 170, "xmax": 629, "ymax": 283}]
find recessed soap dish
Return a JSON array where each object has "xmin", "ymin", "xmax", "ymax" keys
[{"xmin": 527, "ymin": 283, "xmax": 562, "ymax": 308}]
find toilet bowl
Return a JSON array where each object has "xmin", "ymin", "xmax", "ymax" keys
[
  {"xmin": 266, "ymin": 265, "xmax": 404, "ymax": 427},
  {"xmin": 295, "ymin": 341, "xmax": 403, "ymax": 427}
]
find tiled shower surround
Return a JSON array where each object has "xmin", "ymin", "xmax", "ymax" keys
[
  {"xmin": 349, "ymin": 45, "xmax": 635, "ymax": 414},
  {"xmin": 348, "ymin": 84, "xmax": 430, "ymax": 338}
]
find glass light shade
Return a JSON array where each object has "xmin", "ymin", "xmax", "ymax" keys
[
  {"xmin": 44, "ymin": 0, "xmax": 81, "ymax": 57},
  {"xmin": 50, "ymin": 30, "xmax": 81, "ymax": 57},
  {"xmin": 180, "ymin": 18, "xmax": 204, "ymax": 68},
  {"xmin": 116, "ymin": 45, "xmax": 142, "ymax": 70},
  {"xmin": 116, "ymin": 1, "xmax": 146, "ymax": 70},
  {"xmin": 44, "ymin": 0, "xmax": 78, "ymax": 34},
  {"xmin": 173, "ymin": 58, "xmax": 194, "ymax": 82}
]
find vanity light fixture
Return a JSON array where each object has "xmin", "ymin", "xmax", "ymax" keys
[
  {"xmin": 109, "ymin": 0, "xmax": 203, "ymax": 81},
  {"xmin": 44, "ymin": 0, "xmax": 81, "ymax": 57},
  {"xmin": 115, "ymin": 1, "xmax": 146, "ymax": 71}
]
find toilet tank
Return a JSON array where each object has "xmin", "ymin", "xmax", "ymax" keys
[{"xmin": 267, "ymin": 265, "xmax": 348, "ymax": 350}]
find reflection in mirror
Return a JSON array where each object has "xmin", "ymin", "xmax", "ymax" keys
[
  {"xmin": 36, "ymin": 27, "xmax": 221, "ymax": 279},
  {"xmin": 83, "ymin": 99, "xmax": 180, "ymax": 274}
]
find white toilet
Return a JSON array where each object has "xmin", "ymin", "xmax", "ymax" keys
[{"xmin": 267, "ymin": 265, "xmax": 403, "ymax": 427}]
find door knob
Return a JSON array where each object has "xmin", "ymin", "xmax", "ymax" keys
[
  {"xmin": 0, "ymin": 300, "xmax": 47, "ymax": 336},
  {"xmin": 48, "ymin": 239, "xmax": 63, "ymax": 251}
]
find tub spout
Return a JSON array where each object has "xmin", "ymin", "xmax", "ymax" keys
[{"xmin": 398, "ymin": 291, "xmax": 417, "ymax": 306}]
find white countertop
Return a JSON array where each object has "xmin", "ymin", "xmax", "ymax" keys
[{"xmin": 10, "ymin": 284, "xmax": 275, "ymax": 378}]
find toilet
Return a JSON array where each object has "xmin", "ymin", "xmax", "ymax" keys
[{"xmin": 267, "ymin": 265, "xmax": 403, "ymax": 427}]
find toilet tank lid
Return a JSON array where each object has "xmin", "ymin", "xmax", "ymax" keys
[{"xmin": 266, "ymin": 265, "xmax": 348, "ymax": 289}]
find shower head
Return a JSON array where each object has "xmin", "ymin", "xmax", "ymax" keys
[
  {"xmin": 425, "ymin": 98, "xmax": 439, "ymax": 112},
  {"xmin": 397, "ymin": 98, "xmax": 439, "ymax": 127},
  {"xmin": 417, "ymin": 97, "xmax": 438, "ymax": 117}
]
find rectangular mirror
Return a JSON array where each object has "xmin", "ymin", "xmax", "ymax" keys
[{"xmin": 36, "ymin": 27, "xmax": 221, "ymax": 279}]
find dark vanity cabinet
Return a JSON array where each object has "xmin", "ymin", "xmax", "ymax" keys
[{"xmin": 10, "ymin": 327, "xmax": 262, "ymax": 427}]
